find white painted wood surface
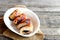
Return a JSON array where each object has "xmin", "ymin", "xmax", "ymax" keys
[{"xmin": 0, "ymin": 0, "xmax": 60, "ymax": 40}]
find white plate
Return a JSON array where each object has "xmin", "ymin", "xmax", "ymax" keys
[{"xmin": 4, "ymin": 7, "xmax": 40, "ymax": 37}]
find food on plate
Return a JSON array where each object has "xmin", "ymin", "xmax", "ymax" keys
[
  {"xmin": 9, "ymin": 9, "xmax": 33, "ymax": 35},
  {"xmin": 17, "ymin": 19, "xmax": 31, "ymax": 29},
  {"xmin": 20, "ymin": 23, "xmax": 33, "ymax": 35},
  {"xmin": 9, "ymin": 9, "xmax": 21, "ymax": 21},
  {"xmin": 17, "ymin": 22, "xmax": 27, "ymax": 29},
  {"xmin": 13, "ymin": 14, "xmax": 26, "ymax": 25}
]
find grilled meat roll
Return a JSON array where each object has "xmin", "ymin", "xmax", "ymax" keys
[
  {"xmin": 9, "ymin": 9, "xmax": 21, "ymax": 21},
  {"xmin": 16, "ymin": 18, "xmax": 31, "ymax": 29},
  {"xmin": 19, "ymin": 22, "xmax": 33, "ymax": 35},
  {"xmin": 13, "ymin": 14, "xmax": 26, "ymax": 25}
]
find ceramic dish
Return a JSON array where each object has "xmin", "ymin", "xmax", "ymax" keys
[{"xmin": 4, "ymin": 7, "xmax": 40, "ymax": 37}]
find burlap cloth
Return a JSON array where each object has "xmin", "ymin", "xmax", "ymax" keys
[{"xmin": 0, "ymin": 5, "xmax": 44, "ymax": 40}]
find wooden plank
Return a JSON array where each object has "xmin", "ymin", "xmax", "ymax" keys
[
  {"xmin": 0, "ymin": 0, "xmax": 60, "ymax": 12},
  {"xmin": 0, "ymin": 0, "xmax": 60, "ymax": 6},
  {"xmin": 45, "ymin": 35, "xmax": 60, "ymax": 40},
  {"xmin": 0, "ymin": 5, "xmax": 60, "ymax": 12},
  {"xmin": 41, "ymin": 28, "xmax": 60, "ymax": 35},
  {"xmin": 34, "ymin": 11, "xmax": 60, "ymax": 16},
  {"xmin": 39, "ymin": 15, "xmax": 60, "ymax": 28}
]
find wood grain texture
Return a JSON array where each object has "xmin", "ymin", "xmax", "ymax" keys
[
  {"xmin": 0, "ymin": 0, "xmax": 60, "ymax": 40},
  {"xmin": 3, "ymin": 29, "xmax": 44, "ymax": 40}
]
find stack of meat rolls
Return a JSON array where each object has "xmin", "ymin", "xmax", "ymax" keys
[{"xmin": 9, "ymin": 9, "xmax": 33, "ymax": 35}]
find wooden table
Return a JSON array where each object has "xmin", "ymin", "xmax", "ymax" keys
[{"xmin": 0, "ymin": 0, "xmax": 60, "ymax": 40}]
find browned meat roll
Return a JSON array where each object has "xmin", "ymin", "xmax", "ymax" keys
[
  {"xmin": 13, "ymin": 14, "xmax": 26, "ymax": 25},
  {"xmin": 9, "ymin": 9, "xmax": 21, "ymax": 21},
  {"xmin": 17, "ymin": 22, "xmax": 27, "ymax": 29},
  {"xmin": 19, "ymin": 23, "xmax": 33, "ymax": 35},
  {"xmin": 16, "ymin": 18, "xmax": 31, "ymax": 29}
]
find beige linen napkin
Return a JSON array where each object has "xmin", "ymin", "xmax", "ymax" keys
[
  {"xmin": 3, "ymin": 29, "xmax": 44, "ymax": 40},
  {"xmin": 2, "ymin": 5, "xmax": 44, "ymax": 40}
]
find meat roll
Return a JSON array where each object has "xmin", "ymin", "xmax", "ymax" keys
[
  {"xmin": 13, "ymin": 14, "xmax": 26, "ymax": 25},
  {"xmin": 19, "ymin": 22, "xmax": 33, "ymax": 35},
  {"xmin": 17, "ymin": 22, "xmax": 27, "ymax": 29},
  {"xmin": 16, "ymin": 18, "xmax": 31, "ymax": 29},
  {"xmin": 9, "ymin": 9, "xmax": 21, "ymax": 21}
]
